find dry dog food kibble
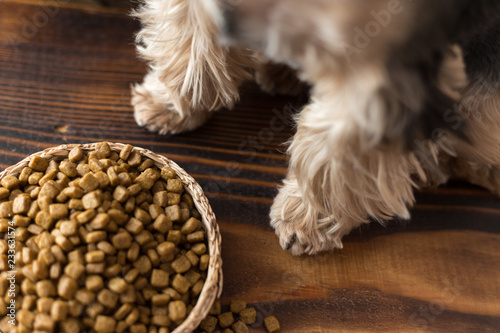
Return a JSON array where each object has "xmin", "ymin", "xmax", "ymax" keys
[
  {"xmin": 0, "ymin": 143, "xmax": 210, "ymax": 333},
  {"xmin": 197, "ymin": 301, "xmax": 277, "ymax": 333},
  {"xmin": 264, "ymin": 316, "xmax": 281, "ymax": 333}
]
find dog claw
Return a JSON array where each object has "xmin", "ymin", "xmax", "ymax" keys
[{"xmin": 285, "ymin": 234, "xmax": 297, "ymax": 250}]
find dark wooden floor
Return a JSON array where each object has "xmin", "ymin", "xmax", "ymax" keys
[{"xmin": 1, "ymin": 0, "xmax": 499, "ymax": 332}]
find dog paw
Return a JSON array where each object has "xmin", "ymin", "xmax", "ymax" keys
[
  {"xmin": 131, "ymin": 83, "xmax": 211, "ymax": 135},
  {"xmin": 270, "ymin": 179, "xmax": 345, "ymax": 256}
]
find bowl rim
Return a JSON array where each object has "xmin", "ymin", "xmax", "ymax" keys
[{"xmin": 0, "ymin": 142, "xmax": 223, "ymax": 333}]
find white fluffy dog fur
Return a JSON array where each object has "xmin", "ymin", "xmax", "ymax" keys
[{"xmin": 131, "ymin": 0, "xmax": 500, "ymax": 255}]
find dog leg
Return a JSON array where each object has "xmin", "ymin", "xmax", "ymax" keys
[
  {"xmin": 131, "ymin": 0, "xmax": 255, "ymax": 134},
  {"xmin": 270, "ymin": 96, "xmax": 445, "ymax": 255}
]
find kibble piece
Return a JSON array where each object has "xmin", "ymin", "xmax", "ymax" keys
[
  {"xmin": 105, "ymin": 263, "xmax": 122, "ymax": 277},
  {"xmin": 37, "ymin": 297, "xmax": 54, "ymax": 313},
  {"xmin": 59, "ymin": 220, "xmax": 78, "ymax": 237},
  {"xmin": 86, "ymin": 302, "xmax": 105, "ymax": 319},
  {"xmin": 75, "ymin": 289, "xmax": 96, "ymax": 305},
  {"xmin": 109, "ymin": 277, "xmax": 128, "ymax": 293},
  {"xmin": 152, "ymin": 215, "xmax": 172, "ymax": 234},
  {"xmin": 87, "ymin": 231, "xmax": 107, "ymax": 243},
  {"xmin": 34, "ymin": 313, "xmax": 55, "ymax": 331},
  {"xmin": 171, "ymin": 274, "xmax": 190, "ymax": 294},
  {"xmin": 160, "ymin": 289, "xmax": 178, "ymax": 302},
  {"xmin": 98, "ymin": 289, "xmax": 118, "ymax": 309},
  {"xmin": 171, "ymin": 255, "xmax": 191, "ymax": 273},
  {"xmin": 36, "ymin": 280, "xmax": 56, "ymax": 297},
  {"xmin": 76, "ymin": 163, "xmax": 91, "ymax": 176},
  {"xmin": 165, "ymin": 205, "xmax": 181, "ymax": 222},
  {"xmin": 151, "ymin": 294, "xmax": 170, "ymax": 306},
  {"xmin": 77, "ymin": 209, "xmax": 97, "ymax": 223},
  {"xmin": 33, "ymin": 259, "xmax": 49, "ymax": 279},
  {"xmin": 97, "ymin": 241, "xmax": 116, "ymax": 255},
  {"xmin": 124, "ymin": 268, "xmax": 139, "ymax": 284},
  {"xmin": 156, "ymin": 241, "xmax": 175, "ymax": 261},
  {"xmin": 68, "ymin": 146, "xmax": 83, "ymax": 162},
  {"xmin": 187, "ymin": 231, "xmax": 205, "ymax": 243},
  {"xmin": 50, "ymin": 299, "xmax": 69, "ymax": 321},
  {"xmin": 82, "ymin": 190, "xmax": 103, "ymax": 209},
  {"xmin": 79, "ymin": 173, "xmax": 99, "ymax": 193},
  {"xmin": 264, "ymin": 316, "xmax": 280, "ymax": 333},
  {"xmin": 127, "ymin": 242, "xmax": 140, "ymax": 262},
  {"xmin": 18, "ymin": 309, "xmax": 35, "ymax": 328},
  {"xmin": 89, "ymin": 158, "xmax": 105, "ymax": 173},
  {"xmin": 59, "ymin": 160, "xmax": 78, "ymax": 177},
  {"xmin": 125, "ymin": 217, "xmax": 144, "ymax": 235},
  {"xmin": 29, "ymin": 156, "xmax": 49, "ymax": 172},
  {"xmin": 90, "ymin": 213, "xmax": 110, "ymax": 230},
  {"xmin": 87, "ymin": 262, "xmax": 106, "ymax": 274},
  {"xmin": 112, "ymin": 231, "xmax": 132, "ymax": 249},
  {"xmin": 153, "ymin": 191, "xmax": 168, "ymax": 207},
  {"xmin": 95, "ymin": 315, "xmax": 117, "ymax": 333},
  {"xmin": 86, "ymin": 250, "xmax": 105, "ymax": 263},
  {"xmin": 125, "ymin": 308, "xmax": 140, "ymax": 326},
  {"xmin": 13, "ymin": 194, "xmax": 31, "ymax": 214},
  {"xmin": 58, "ymin": 275, "xmax": 78, "ymax": 300},
  {"xmin": 181, "ymin": 217, "xmax": 201, "ymax": 235},
  {"xmin": 167, "ymin": 192, "xmax": 181, "ymax": 206},
  {"xmin": 147, "ymin": 248, "xmax": 160, "ymax": 266},
  {"xmin": 107, "ymin": 167, "xmax": 120, "ymax": 187},
  {"xmin": 181, "ymin": 193, "xmax": 194, "ymax": 208},
  {"xmin": 113, "ymin": 185, "xmax": 130, "ymax": 203},
  {"xmin": 49, "ymin": 203, "xmax": 68, "ymax": 219},
  {"xmin": 209, "ymin": 301, "xmax": 221, "ymax": 315},
  {"xmin": 160, "ymin": 167, "xmax": 176, "ymax": 180},
  {"xmin": 50, "ymin": 261, "xmax": 62, "ymax": 279},
  {"xmin": 199, "ymin": 254, "xmax": 210, "ymax": 271},
  {"xmin": 191, "ymin": 279, "xmax": 204, "ymax": 297},
  {"xmin": 167, "ymin": 230, "xmax": 182, "ymax": 245},
  {"xmin": 150, "ymin": 269, "xmax": 169, "ymax": 288},
  {"xmin": 148, "ymin": 204, "xmax": 163, "ymax": 220},
  {"xmin": 0, "ymin": 188, "xmax": 9, "ymax": 200},
  {"xmin": 28, "ymin": 172, "xmax": 44, "ymax": 185},
  {"xmin": 200, "ymin": 315, "xmax": 218, "ymax": 333},
  {"xmin": 118, "ymin": 172, "xmax": 133, "ymax": 186},
  {"xmin": 119, "ymin": 144, "xmax": 133, "ymax": 160},
  {"xmin": 135, "ymin": 230, "xmax": 153, "ymax": 246},
  {"xmin": 239, "ymin": 307, "xmax": 256, "ymax": 325},
  {"xmin": 0, "ymin": 201, "xmax": 13, "ymax": 218},
  {"xmin": 183, "ymin": 271, "xmax": 200, "ymax": 287},
  {"xmin": 166, "ymin": 179, "xmax": 183, "ymax": 193},
  {"xmin": 230, "ymin": 300, "xmax": 247, "ymax": 314},
  {"xmin": 133, "ymin": 255, "xmax": 152, "ymax": 274},
  {"xmin": 134, "ymin": 168, "xmax": 160, "ymax": 191},
  {"xmin": 64, "ymin": 261, "xmax": 85, "ymax": 280},
  {"xmin": 86, "ymin": 275, "xmax": 104, "ymax": 291},
  {"xmin": 231, "ymin": 321, "xmax": 249, "ymax": 333},
  {"xmin": 218, "ymin": 312, "xmax": 235, "ymax": 329},
  {"xmin": 134, "ymin": 207, "xmax": 152, "ymax": 224},
  {"xmin": 168, "ymin": 300, "xmax": 186, "ymax": 322},
  {"xmin": 151, "ymin": 315, "xmax": 171, "ymax": 327},
  {"xmin": 185, "ymin": 250, "xmax": 199, "ymax": 267},
  {"xmin": 115, "ymin": 303, "xmax": 133, "ymax": 321}
]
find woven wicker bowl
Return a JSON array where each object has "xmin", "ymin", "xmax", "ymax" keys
[{"xmin": 0, "ymin": 142, "xmax": 222, "ymax": 333}]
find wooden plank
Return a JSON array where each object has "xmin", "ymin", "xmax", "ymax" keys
[{"xmin": 0, "ymin": 1, "xmax": 499, "ymax": 332}]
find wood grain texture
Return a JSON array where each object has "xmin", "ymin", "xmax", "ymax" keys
[{"xmin": 0, "ymin": 1, "xmax": 499, "ymax": 332}]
